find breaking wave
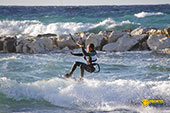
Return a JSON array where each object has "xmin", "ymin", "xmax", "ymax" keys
[
  {"xmin": 0, "ymin": 77, "xmax": 169, "ymax": 112},
  {"xmin": 0, "ymin": 18, "xmax": 139, "ymax": 37},
  {"xmin": 134, "ymin": 12, "xmax": 165, "ymax": 18}
]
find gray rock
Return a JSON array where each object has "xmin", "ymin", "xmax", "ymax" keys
[
  {"xmin": 56, "ymin": 34, "xmax": 80, "ymax": 49},
  {"xmin": 103, "ymin": 34, "xmax": 138, "ymax": 52},
  {"xmin": 3, "ymin": 37, "xmax": 17, "ymax": 52},
  {"xmin": 147, "ymin": 34, "xmax": 170, "ymax": 50},
  {"xmin": 85, "ymin": 33, "xmax": 104, "ymax": 50},
  {"xmin": 108, "ymin": 30, "xmax": 126, "ymax": 43},
  {"xmin": 16, "ymin": 37, "xmax": 54, "ymax": 53}
]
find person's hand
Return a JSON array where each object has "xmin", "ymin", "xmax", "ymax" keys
[{"xmin": 76, "ymin": 42, "xmax": 83, "ymax": 48}]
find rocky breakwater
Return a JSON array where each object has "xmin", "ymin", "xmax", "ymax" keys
[
  {"xmin": 0, "ymin": 27, "xmax": 170, "ymax": 54},
  {"xmin": 103, "ymin": 27, "xmax": 170, "ymax": 54}
]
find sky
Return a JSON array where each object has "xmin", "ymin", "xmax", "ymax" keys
[{"xmin": 0, "ymin": 0, "xmax": 170, "ymax": 6}]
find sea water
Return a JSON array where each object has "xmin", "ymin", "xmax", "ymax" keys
[
  {"xmin": 0, "ymin": 5, "xmax": 170, "ymax": 113},
  {"xmin": 0, "ymin": 5, "xmax": 170, "ymax": 37},
  {"xmin": 0, "ymin": 51, "xmax": 170, "ymax": 113}
]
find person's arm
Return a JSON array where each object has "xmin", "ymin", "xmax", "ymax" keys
[
  {"xmin": 81, "ymin": 47, "xmax": 90, "ymax": 56},
  {"xmin": 76, "ymin": 42, "xmax": 90, "ymax": 56},
  {"xmin": 71, "ymin": 52, "xmax": 83, "ymax": 56}
]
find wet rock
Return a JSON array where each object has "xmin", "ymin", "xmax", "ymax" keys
[
  {"xmin": 108, "ymin": 30, "xmax": 126, "ymax": 43},
  {"xmin": 147, "ymin": 34, "xmax": 170, "ymax": 50},
  {"xmin": 103, "ymin": 34, "xmax": 138, "ymax": 52},
  {"xmin": 99, "ymin": 38, "xmax": 108, "ymax": 51},
  {"xmin": 0, "ymin": 36, "xmax": 17, "ymax": 52},
  {"xmin": 129, "ymin": 34, "xmax": 150, "ymax": 51},
  {"xmin": 85, "ymin": 33, "xmax": 104, "ymax": 50},
  {"xmin": 3, "ymin": 37, "xmax": 17, "ymax": 52},
  {"xmin": 16, "ymin": 37, "xmax": 54, "ymax": 53},
  {"xmin": 56, "ymin": 34, "xmax": 80, "ymax": 49}
]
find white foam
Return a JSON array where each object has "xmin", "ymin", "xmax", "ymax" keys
[
  {"xmin": 134, "ymin": 11, "xmax": 164, "ymax": 18},
  {"xmin": 0, "ymin": 56, "xmax": 19, "ymax": 61},
  {"xmin": 0, "ymin": 19, "xmax": 139, "ymax": 37},
  {"xmin": 94, "ymin": 18, "xmax": 140, "ymax": 29},
  {"xmin": 0, "ymin": 77, "xmax": 169, "ymax": 112}
]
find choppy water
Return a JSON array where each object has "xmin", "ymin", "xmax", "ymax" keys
[
  {"xmin": 0, "ymin": 4, "xmax": 170, "ymax": 113},
  {"xmin": 0, "ymin": 5, "xmax": 170, "ymax": 37},
  {"xmin": 0, "ymin": 50, "xmax": 170, "ymax": 113}
]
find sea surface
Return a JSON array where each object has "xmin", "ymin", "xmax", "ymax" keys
[
  {"xmin": 0, "ymin": 5, "xmax": 170, "ymax": 113},
  {"xmin": 0, "ymin": 5, "xmax": 170, "ymax": 37}
]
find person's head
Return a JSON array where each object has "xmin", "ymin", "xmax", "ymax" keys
[{"xmin": 87, "ymin": 43, "xmax": 95, "ymax": 52}]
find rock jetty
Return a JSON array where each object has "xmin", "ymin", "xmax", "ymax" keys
[{"xmin": 0, "ymin": 27, "xmax": 170, "ymax": 54}]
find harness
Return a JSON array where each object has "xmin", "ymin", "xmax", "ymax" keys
[
  {"xmin": 84, "ymin": 51, "xmax": 100, "ymax": 73},
  {"xmin": 92, "ymin": 63, "xmax": 100, "ymax": 73}
]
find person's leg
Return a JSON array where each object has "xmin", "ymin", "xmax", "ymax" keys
[
  {"xmin": 65, "ymin": 61, "xmax": 84, "ymax": 78},
  {"xmin": 80, "ymin": 64, "xmax": 95, "ymax": 79}
]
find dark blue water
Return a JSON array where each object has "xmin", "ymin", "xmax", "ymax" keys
[{"xmin": 0, "ymin": 5, "xmax": 170, "ymax": 36}]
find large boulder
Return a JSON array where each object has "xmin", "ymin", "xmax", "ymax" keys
[
  {"xmin": 108, "ymin": 30, "xmax": 126, "ymax": 43},
  {"xmin": 16, "ymin": 37, "xmax": 54, "ymax": 53},
  {"xmin": 0, "ymin": 36, "xmax": 17, "ymax": 52},
  {"xmin": 35, "ymin": 38, "xmax": 54, "ymax": 52},
  {"xmin": 129, "ymin": 34, "xmax": 150, "ymax": 51},
  {"xmin": 103, "ymin": 34, "xmax": 138, "ymax": 52},
  {"xmin": 85, "ymin": 33, "xmax": 104, "ymax": 50},
  {"xmin": 3, "ymin": 37, "xmax": 17, "ymax": 52},
  {"xmin": 56, "ymin": 34, "xmax": 80, "ymax": 49},
  {"xmin": 147, "ymin": 34, "xmax": 170, "ymax": 50},
  {"xmin": 16, "ymin": 38, "xmax": 35, "ymax": 53}
]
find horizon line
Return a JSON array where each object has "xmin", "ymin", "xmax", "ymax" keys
[{"xmin": 0, "ymin": 3, "xmax": 169, "ymax": 7}]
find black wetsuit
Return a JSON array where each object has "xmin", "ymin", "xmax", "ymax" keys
[{"xmin": 68, "ymin": 47, "xmax": 97, "ymax": 78}]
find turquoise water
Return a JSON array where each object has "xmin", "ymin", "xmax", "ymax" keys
[{"xmin": 0, "ymin": 51, "xmax": 170, "ymax": 112}]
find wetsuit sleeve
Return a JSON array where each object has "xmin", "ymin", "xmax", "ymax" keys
[
  {"xmin": 81, "ymin": 47, "xmax": 90, "ymax": 56},
  {"xmin": 72, "ymin": 53, "xmax": 83, "ymax": 56}
]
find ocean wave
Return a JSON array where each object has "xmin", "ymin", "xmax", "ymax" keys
[
  {"xmin": 134, "ymin": 11, "xmax": 165, "ymax": 18},
  {"xmin": 0, "ymin": 19, "xmax": 139, "ymax": 37},
  {"xmin": 94, "ymin": 18, "xmax": 140, "ymax": 29},
  {"xmin": 0, "ymin": 77, "xmax": 169, "ymax": 112}
]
